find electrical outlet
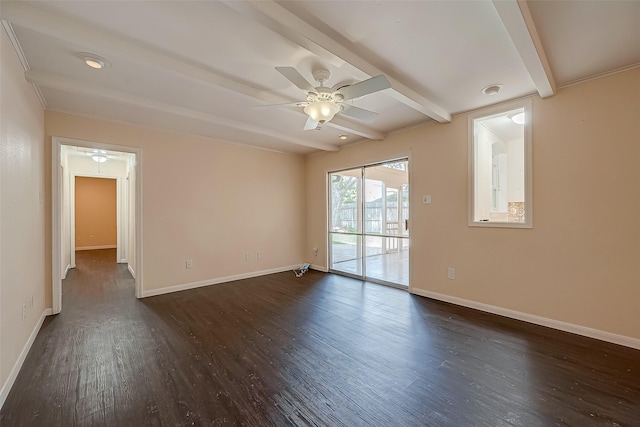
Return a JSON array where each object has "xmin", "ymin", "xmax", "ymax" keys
[
  {"xmin": 245, "ymin": 253, "xmax": 251, "ymax": 261},
  {"xmin": 186, "ymin": 259, "xmax": 193, "ymax": 269},
  {"xmin": 447, "ymin": 268, "xmax": 456, "ymax": 280},
  {"xmin": 313, "ymin": 247, "xmax": 318, "ymax": 256},
  {"xmin": 257, "ymin": 251, "xmax": 263, "ymax": 260},
  {"xmin": 90, "ymin": 235, "xmax": 95, "ymax": 240}
]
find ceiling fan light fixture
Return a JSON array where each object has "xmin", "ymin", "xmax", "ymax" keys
[
  {"xmin": 339, "ymin": 134, "xmax": 348, "ymax": 140},
  {"xmin": 274, "ymin": 66, "xmax": 388, "ymax": 130},
  {"xmin": 304, "ymin": 101, "xmax": 341, "ymax": 123}
]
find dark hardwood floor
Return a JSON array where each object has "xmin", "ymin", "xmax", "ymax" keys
[{"xmin": 1, "ymin": 249, "xmax": 639, "ymax": 426}]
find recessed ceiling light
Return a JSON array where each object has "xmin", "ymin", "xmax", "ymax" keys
[
  {"xmin": 482, "ymin": 84, "xmax": 502, "ymax": 96},
  {"xmin": 85, "ymin": 58, "xmax": 104, "ymax": 69},
  {"xmin": 338, "ymin": 134, "xmax": 348, "ymax": 140},
  {"xmin": 79, "ymin": 53, "xmax": 110, "ymax": 70}
]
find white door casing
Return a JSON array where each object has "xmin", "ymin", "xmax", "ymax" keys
[{"xmin": 51, "ymin": 137, "xmax": 143, "ymax": 314}]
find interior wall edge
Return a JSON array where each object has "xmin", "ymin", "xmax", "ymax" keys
[
  {"xmin": 62, "ymin": 264, "xmax": 71, "ymax": 280},
  {"xmin": 411, "ymin": 288, "xmax": 640, "ymax": 351}
]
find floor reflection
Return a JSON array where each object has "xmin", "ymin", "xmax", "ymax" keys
[{"xmin": 331, "ymin": 244, "xmax": 409, "ymax": 286}]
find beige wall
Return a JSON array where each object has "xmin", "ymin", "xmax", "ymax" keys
[
  {"xmin": 0, "ymin": 30, "xmax": 46, "ymax": 394},
  {"xmin": 45, "ymin": 111, "xmax": 306, "ymax": 298},
  {"xmin": 306, "ymin": 68, "xmax": 640, "ymax": 341},
  {"xmin": 75, "ymin": 177, "xmax": 117, "ymax": 248}
]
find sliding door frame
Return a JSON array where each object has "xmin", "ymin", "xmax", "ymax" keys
[{"xmin": 328, "ymin": 157, "xmax": 410, "ymax": 289}]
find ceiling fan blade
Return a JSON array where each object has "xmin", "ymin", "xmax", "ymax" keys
[
  {"xmin": 340, "ymin": 105, "xmax": 379, "ymax": 123},
  {"xmin": 276, "ymin": 67, "xmax": 316, "ymax": 93},
  {"xmin": 338, "ymin": 75, "xmax": 391, "ymax": 101},
  {"xmin": 252, "ymin": 101, "xmax": 306, "ymax": 109},
  {"xmin": 303, "ymin": 116, "xmax": 320, "ymax": 131}
]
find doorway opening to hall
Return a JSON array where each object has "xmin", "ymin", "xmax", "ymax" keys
[{"xmin": 56, "ymin": 144, "xmax": 138, "ymax": 311}]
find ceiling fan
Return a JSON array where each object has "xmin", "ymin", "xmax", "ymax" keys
[{"xmin": 271, "ymin": 67, "xmax": 391, "ymax": 131}]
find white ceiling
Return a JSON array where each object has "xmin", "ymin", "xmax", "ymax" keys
[{"xmin": 2, "ymin": 1, "xmax": 639, "ymax": 154}]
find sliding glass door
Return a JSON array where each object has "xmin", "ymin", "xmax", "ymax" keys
[{"xmin": 329, "ymin": 159, "xmax": 409, "ymax": 288}]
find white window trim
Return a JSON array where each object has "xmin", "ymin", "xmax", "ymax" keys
[{"xmin": 468, "ymin": 98, "xmax": 533, "ymax": 228}]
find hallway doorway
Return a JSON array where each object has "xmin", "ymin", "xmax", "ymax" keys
[
  {"xmin": 52, "ymin": 137, "xmax": 142, "ymax": 314},
  {"xmin": 74, "ymin": 176, "xmax": 117, "ymax": 252}
]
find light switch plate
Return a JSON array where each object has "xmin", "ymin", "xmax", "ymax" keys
[
  {"xmin": 447, "ymin": 268, "xmax": 456, "ymax": 280},
  {"xmin": 423, "ymin": 195, "xmax": 432, "ymax": 204}
]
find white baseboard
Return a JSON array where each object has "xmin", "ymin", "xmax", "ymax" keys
[
  {"xmin": 141, "ymin": 265, "xmax": 301, "ymax": 298},
  {"xmin": 0, "ymin": 308, "xmax": 51, "ymax": 409},
  {"xmin": 62, "ymin": 264, "xmax": 71, "ymax": 279},
  {"xmin": 76, "ymin": 245, "xmax": 116, "ymax": 251},
  {"xmin": 127, "ymin": 264, "xmax": 136, "ymax": 279},
  {"xmin": 310, "ymin": 264, "xmax": 328, "ymax": 272},
  {"xmin": 410, "ymin": 288, "xmax": 640, "ymax": 350}
]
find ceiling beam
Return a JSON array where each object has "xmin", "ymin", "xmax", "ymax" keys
[
  {"xmin": 221, "ymin": 0, "xmax": 452, "ymax": 123},
  {"xmin": 25, "ymin": 70, "xmax": 340, "ymax": 152},
  {"xmin": 1, "ymin": 2, "xmax": 380, "ymax": 141},
  {"xmin": 326, "ymin": 116, "xmax": 385, "ymax": 141},
  {"xmin": 492, "ymin": 0, "xmax": 556, "ymax": 98}
]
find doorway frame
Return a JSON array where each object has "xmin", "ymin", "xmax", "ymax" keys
[
  {"xmin": 70, "ymin": 174, "xmax": 124, "ymax": 269},
  {"xmin": 52, "ymin": 137, "xmax": 143, "ymax": 314}
]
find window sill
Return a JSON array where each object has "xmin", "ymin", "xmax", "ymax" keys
[{"xmin": 468, "ymin": 221, "xmax": 532, "ymax": 229}]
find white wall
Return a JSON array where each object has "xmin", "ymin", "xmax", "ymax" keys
[
  {"xmin": 127, "ymin": 155, "xmax": 136, "ymax": 278},
  {"xmin": 60, "ymin": 159, "xmax": 71, "ymax": 277},
  {"xmin": 475, "ymin": 124, "xmax": 500, "ymax": 220},
  {"xmin": 496, "ymin": 153, "xmax": 508, "ymax": 210},
  {"xmin": 0, "ymin": 27, "xmax": 46, "ymax": 405},
  {"xmin": 507, "ymin": 138, "xmax": 524, "ymax": 202},
  {"xmin": 67, "ymin": 153, "xmax": 128, "ymax": 176}
]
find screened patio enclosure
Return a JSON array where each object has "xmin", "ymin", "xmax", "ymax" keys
[{"xmin": 328, "ymin": 160, "xmax": 409, "ymax": 288}]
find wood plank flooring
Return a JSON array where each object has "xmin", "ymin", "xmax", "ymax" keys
[{"xmin": 1, "ymin": 249, "xmax": 639, "ymax": 426}]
